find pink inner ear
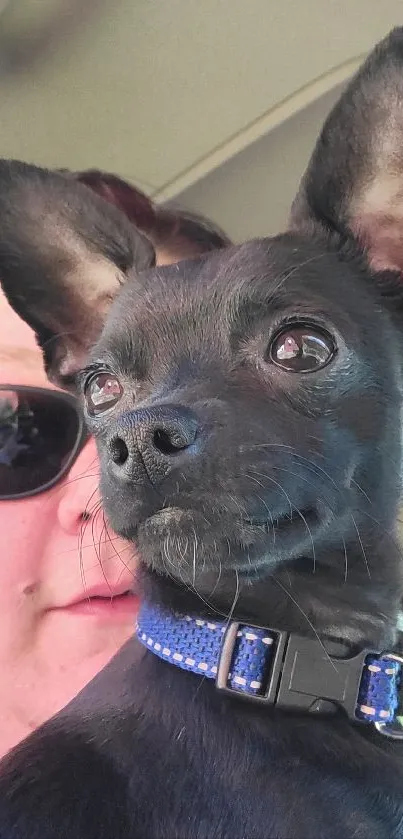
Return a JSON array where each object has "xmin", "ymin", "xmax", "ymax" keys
[{"xmin": 351, "ymin": 212, "xmax": 403, "ymax": 275}]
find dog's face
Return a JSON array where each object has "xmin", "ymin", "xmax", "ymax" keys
[
  {"xmin": 2, "ymin": 29, "xmax": 403, "ymax": 647},
  {"xmin": 86, "ymin": 237, "xmax": 400, "ymax": 587}
]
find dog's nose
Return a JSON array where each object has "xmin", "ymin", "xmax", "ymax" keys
[{"xmin": 107, "ymin": 405, "xmax": 200, "ymax": 484}]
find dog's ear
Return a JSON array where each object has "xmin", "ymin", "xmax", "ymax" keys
[
  {"xmin": 290, "ymin": 28, "xmax": 403, "ymax": 280},
  {"xmin": 0, "ymin": 160, "xmax": 155, "ymax": 386}
]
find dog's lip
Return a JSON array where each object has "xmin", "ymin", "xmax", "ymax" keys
[
  {"xmin": 242, "ymin": 507, "xmax": 318, "ymax": 528},
  {"xmin": 136, "ymin": 506, "xmax": 319, "ymax": 536}
]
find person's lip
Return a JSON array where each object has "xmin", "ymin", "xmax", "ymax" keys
[{"xmin": 52, "ymin": 582, "xmax": 139, "ymax": 620}]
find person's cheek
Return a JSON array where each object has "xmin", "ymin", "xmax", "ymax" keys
[{"xmin": 0, "ymin": 496, "xmax": 57, "ymax": 603}]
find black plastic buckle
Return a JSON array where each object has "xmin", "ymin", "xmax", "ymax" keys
[{"xmin": 215, "ymin": 621, "xmax": 371, "ymax": 720}]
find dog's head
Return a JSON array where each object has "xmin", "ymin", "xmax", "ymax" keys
[{"xmin": 2, "ymin": 29, "xmax": 403, "ymax": 648}]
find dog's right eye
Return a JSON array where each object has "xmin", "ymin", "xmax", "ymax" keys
[
  {"xmin": 267, "ymin": 323, "xmax": 336, "ymax": 373},
  {"xmin": 84, "ymin": 372, "xmax": 123, "ymax": 416}
]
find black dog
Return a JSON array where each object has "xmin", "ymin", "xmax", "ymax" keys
[{"xmin": 1, "ymin": 28, "xmax": 403, "ymax": 839}]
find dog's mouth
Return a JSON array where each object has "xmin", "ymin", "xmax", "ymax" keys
[
  {"xmin": 134, "ymin": 503, "xmax": 325, "ymax": 582},
  {"xmin": 243, "ymin": 507, "xmax": 318, "ymax": 530}
]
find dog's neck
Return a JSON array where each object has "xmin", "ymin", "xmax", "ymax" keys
[{"xmin": 138, "ymin": 531, "xmax": 402, "ymax": 654}]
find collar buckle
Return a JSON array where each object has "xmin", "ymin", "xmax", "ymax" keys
[{"xmin": 216, "ymin": 620, "xmax": 372, "ymax": 721}]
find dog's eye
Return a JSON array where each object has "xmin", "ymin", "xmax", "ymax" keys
[
  {"xmin": 85, "ymin": 372, "xmax": 123, "ymax": 416},
  {"xmin": 268, "ymin": 324, "xmax": 335, "ymax": 373}
]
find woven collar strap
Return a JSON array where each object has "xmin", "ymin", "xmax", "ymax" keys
[{"xmin": 137, "ymin": 603, "xmax": 402, "ymax": 735}]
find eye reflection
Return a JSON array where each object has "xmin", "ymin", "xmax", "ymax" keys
[
  {"xmin": 85, "ymin": 372, "xmax": 123, "ymax": 416},
  {"xmin": 269, "ymin": 325, "xmax": 336, "ymax": 373}
]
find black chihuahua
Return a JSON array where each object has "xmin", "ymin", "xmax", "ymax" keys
[{"xmin": 1, "ymin": 28, "xmax": 403, "ymax": 839}]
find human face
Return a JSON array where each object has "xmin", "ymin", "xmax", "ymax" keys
[{"xmin": 0, "ymin": 290, "xmax": 138, "ymax": 755}]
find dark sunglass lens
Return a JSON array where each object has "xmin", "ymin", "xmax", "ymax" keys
[{"xmin": 0, "ymin": 389, "xmax": 81, "ymax": 498}]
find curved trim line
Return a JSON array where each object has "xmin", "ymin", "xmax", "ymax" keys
[{"xmin": 152, "ymin": 54, "xmax": 365, "ymax": 204}]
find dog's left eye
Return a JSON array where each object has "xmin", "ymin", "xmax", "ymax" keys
[
  {"xmin": 84, "ymin": 372, "xmax": 123, "ymax": 416},
  {"xmin": 268, "ymin": 324, "xmax": 336, "ymax": 373}
]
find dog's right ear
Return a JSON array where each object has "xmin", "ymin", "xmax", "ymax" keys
[{"xmin": 0, "ymin": 160, "xmax": 155, "ymax": 387}]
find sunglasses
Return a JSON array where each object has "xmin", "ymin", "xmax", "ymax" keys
[{"xmin": 0, "ymin": 385, "xmax": 89, "ymax": 501}]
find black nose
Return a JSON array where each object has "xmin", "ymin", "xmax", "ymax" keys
[{"xmin": 107, "ymin": 405, "xmax": 200, "ymax": 485}]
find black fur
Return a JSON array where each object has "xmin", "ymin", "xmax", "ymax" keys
[{"xmin": 1, "ymin": 28, "xmax": 403, "ymax": 839}]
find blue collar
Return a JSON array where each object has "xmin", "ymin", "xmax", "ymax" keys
[{"xmin": 137, "ymin": 602, "xmax": 403, "ymax": 738}]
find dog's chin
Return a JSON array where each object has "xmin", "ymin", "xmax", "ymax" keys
[{"xmin": 124, "ymin": 504, "xmax": 331, "ymax": 585}]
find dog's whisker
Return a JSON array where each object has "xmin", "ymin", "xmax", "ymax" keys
[
  {"xmin": 295, "ymin": 506, "xmax": 317, "ymax": 573},
  {"xmin": 228, "ymin": 496, "xmax": 248, "ymax": 519},
  {"xmin": 190, "ymin": 585, "xmax": 236, "ymax": 621},
  {"xmin": 191, "ymin": 532, "xmax": 197, "ymax": 588},
  {"xmin": 162, "ymin": 536, "xmax": 173, "ymax": 570},
  {"xmin": 244, "ymin": 471, "xmax": 293, "ymax": 522},
  {"xmin": 271, "ymin": 575, "xmax": 339, "ymax": 673},
  {"xmin": 77, "ymin": 487, "xmax": 101, "ymax": 598},
  {"xmin": 359, "ymin": 509, "xmax": 403, "ymax": 563},
  {"xmin": 342, "ymin": 536, "xmax": 349, "ymax": 584},
  {"xmin": 248, "ymin": 463, "xmax": 338, "ymax": 514},
  {"xmin": 224, "ymin": 569, "xmax": 240, "ymax": 628},
  {"xmin": 56, "ymin": 535, "xmax": 127, "ymax": 556},
  {"xmin": 56, "ymin": 472, "xmax": 102, "ymax": 490},
  {"xmin": 349, "ymin": 478, "xmax": 372, "ymax": 505},
  {"xmin": 176, "ymin": 535, "xmax": 189, "ymax": 567},
  {"xmin": 243, "ymin": 444, "xmax": 345, "ymax": 498},
  {"xmin": 90, "ymin": 505, "xmax": 103, "ymax": 565},
  {"xmin": 270, "ymin": 465, "xmax": 338, "ymax": 500},
  {"xmin": 91, "ymin": 507, "xmax": 114, "ymax": 592},
  {"xmin": 208, "ymin": 558, "xmax": 223, "ymax": 601},
  {"xmin": 102, "ymin": 512, "xmax": 137, "ymax": 579},
  {"xmin": 284, "ymin": 567, "xmax": 292, "ymax": 587},
  {"xmin": 350, "ymin": 514, "xmax": 371, "ymax": 579}
]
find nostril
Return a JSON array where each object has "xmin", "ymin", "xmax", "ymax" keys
[
  {"xmin": 109, "ymin": 436, "xmax": 129, "ymax": 466},
  {"xmin": 153, "ymin": 428, "xmax": 189, "ymax": 455}
]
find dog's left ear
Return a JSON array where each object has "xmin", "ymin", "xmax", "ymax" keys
[
  {"xmin": 0, "ymin": 161, "xmax": 155, "ymax": 386},
  {"xmin": 290, "ymin": 27, "xmax": 403, "ymax": 286}
]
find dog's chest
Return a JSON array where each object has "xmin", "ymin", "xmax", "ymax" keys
[{"xmin": 117, "ymin": 656, "xmax": 403, "ymax": 839}]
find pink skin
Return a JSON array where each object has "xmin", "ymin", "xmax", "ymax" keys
[{"xmin": 0, "ymin": 290, "xmax": 138, "ymax": 757}]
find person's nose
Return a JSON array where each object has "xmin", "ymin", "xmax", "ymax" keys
[{"xmin": 56, "ymin": 438, "xmax": 101, "ymax": 534}]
